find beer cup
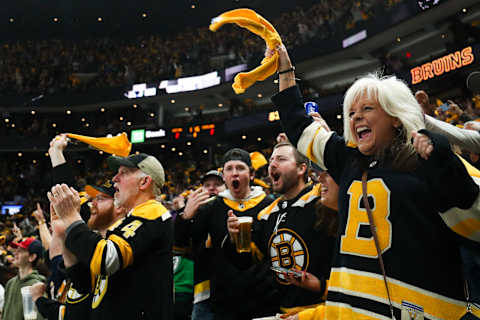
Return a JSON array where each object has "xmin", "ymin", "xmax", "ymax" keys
[
  {"xmin": 235, "ymin": 216, "xmax": 253, "ymax": 253},
  {"xmin": 21, "ymin": 286, "xmax": 37, "ymax": 320}
]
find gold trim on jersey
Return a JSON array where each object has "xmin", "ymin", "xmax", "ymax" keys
[
  {"xmin": 257, "ymin": 184, "xmax": 321, "ymax": 221},
  {"xmin": 298, "ymin": 304, "xmax": 325, "ymax": 320},
  {"xmin": 469, "ymin": 303, "xmax": 480, "ymax": 318},
  {"xmin": 223, "ymin": 193, "xmax": 266, "ymax": 212},
  {"xmin": 90, "ymin": 239, "xmax": 107, "ymax": 280},
  {"xmin": 458, "ymin": 154, "xmax": 480, "ymax": 178},
  {"xmin": 305, "ymin": 127, "xmax": 322, "ymax": 164},
  {"xmin": 325, "ymin": 301, "xmax": 389, "ymax": 320},
  {"xmin": 291, "ymin": 184, "xmax": 321, "ymax": 207},
  {"xmin": 130, "ymin": 200, "xmax": 170, "ymax": 220},
  {"xmin": 108, "ymin": 234, "xmax": 134, "ymax": 269},
  {"xmin": 439, "ymin": 175, "xmax": 480, "ymax": 242},
  {"xmin": 65, "ymin": 287, "xmax": 89, "ymax": 304},
  {"xmin": 193, "ymin": 280, "xmax": 210, "ymax": 304},
  {"xmin": 329, "ymin": 267, "xmax": 468, "ymax": 319},
  {"xmin": 280, "ymin": 303, "xmax": 322, "ymax": 317},
  {"xmin": 258, "ymin": 197, "xmax": 282, "ymax": 220},
  {"xmin": 108, "ymin": 217, "xmax": 125, "ymax": 231}
]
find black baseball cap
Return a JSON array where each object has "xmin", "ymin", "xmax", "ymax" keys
[
  {"xmin": 201, "ymin": 170, "xmax": 223, "ymax": 183},
  {"xmin": 222, "ymin": 148, "xmax": 252, "ymax": 168},
  {"xmin": 85, "ymin": 180, "xmax": 115, "ymax": 198},
  {"xmin": 107, "ymin": 153, "xmax": 165, "ymax": 187}
]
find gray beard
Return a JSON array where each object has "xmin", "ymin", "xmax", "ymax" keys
[{"xmin": 113, "ymin": 197, "xmax": 121, "ymax": 208}]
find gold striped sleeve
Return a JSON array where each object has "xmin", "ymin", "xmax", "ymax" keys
[
  {"xmin": 297, "ymin": 121, "xmax": 333, "ymax": 170},
  {"xmin": 257, "ymin": 198, "xmax": 281, "ymax": 220},
  {"xmin": 298, "ymin": 304, "xmax": 325, "ymax": 320},
  {"xmin": 90, "ymin": 239, "xmax": 107, "ymax": 277},
  {"xmin": 328, "ymin": 267, "xmax": 468, "ymax": 319},
  {"xmin": 325, "ymin": 302, "xmax": 384, "ymax": 320},
  {"xmin": 108, "ymin": 234, "xmax": 134, "ymax": 269},
  {"xmin": 440, "ymin": 175, "xmax": 480, "ymax": 242}
]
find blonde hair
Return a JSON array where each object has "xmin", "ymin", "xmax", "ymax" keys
[{"xmin": 343, "ymin": 74, "xmax": 425, "ymax": 146}]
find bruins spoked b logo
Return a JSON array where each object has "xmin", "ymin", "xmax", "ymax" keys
[
  {"xmin": 66, "ymin": 287, "xmax": 89, "ymax": 304},
  {"xmin": 92, "ymin": 275, "xmax": 108, "ymax": 309},
  {"xmin": 268, "ymin": 228, "xmax": 309, "ymax": 284}
]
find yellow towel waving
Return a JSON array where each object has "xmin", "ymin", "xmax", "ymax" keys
[
  {"xmin": 210, "ymin": 8, "xmax": 282, "ymax": 94},
  {"xmin": 66, "ymin": 132, "xmax": 132, "ymax": 157}
]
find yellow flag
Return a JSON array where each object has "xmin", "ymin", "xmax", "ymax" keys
[{"xmin": 67, "ymin": 133, "xmax": 132, "ymax": 157}]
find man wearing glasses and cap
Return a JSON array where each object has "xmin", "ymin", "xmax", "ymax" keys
[
  {"xmin": 32, "ymin": 180, "xmax": 128, "ymax": 320},
  {"xmin": 48, "ymin": 153, "xmax": 173, "ymax": 320}
]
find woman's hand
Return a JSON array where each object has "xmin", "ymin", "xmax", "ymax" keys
[
  {"xmin": 412, "ymin": 131, "xmax": 434, "ymax": 160},
  {"xmin": 284, "ymin": 270, "xmax": 322, "ymax": 292}
]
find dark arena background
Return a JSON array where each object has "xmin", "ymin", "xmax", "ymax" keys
[{"xmin": 0, "ymin": 0, "xmax": 479, "ymax": 318}]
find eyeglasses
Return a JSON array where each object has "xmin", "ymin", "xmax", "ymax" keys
[{"xmin": 88, "ymin": 195, "xmax": 112, "ymax": 208}]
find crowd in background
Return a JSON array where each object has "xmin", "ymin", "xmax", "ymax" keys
[
  {"xmin": 1, "ymin": 0, "xmax": 480, "ymax": 317},
  {"xmin": 2, "ymin": 87, "xmax": 480, "ymax": 276},
  {"xmin": 0, "ymin": 0, "xmax": 391, "ymax": 96}
]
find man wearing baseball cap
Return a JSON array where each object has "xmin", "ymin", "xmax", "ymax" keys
[
  {"xmin": 33, "ymin": 179, "xmax": 128, "ymax": 320},
  {"xmin": 176, "ymin": 148, "xmax": 273, "ymax": 320},
  {"xmin": 48, "ymin": 152, "xmax": 173, "ymax": 319},
  {"xmin": 3, "ymin": 238, "xmax": 46, "ymax": 320}
]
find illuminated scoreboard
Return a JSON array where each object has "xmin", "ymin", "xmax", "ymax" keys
[{"xmin": 171, "ymin": 123, "xmax": 216, "ymax": 139}]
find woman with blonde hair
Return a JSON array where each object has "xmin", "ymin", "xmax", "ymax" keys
[{"xmin": 270, "ymin": 44, "xmax": 480, "ymax": 319}]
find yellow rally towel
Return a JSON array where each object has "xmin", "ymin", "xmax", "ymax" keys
[
  {"xmin": 209, "ymin": 8, "xmax": 282, "ymax": 94},
  {"xmin": 253, "ymin": 178, "xmax": 270, "ymax": 189},
  {"xmin": 250, "ymin": 151, "xmax": 268, "ymax": 170},
  {"xmin": 67, "ymin": 133, "xmax": 132, "ymax": 157}
]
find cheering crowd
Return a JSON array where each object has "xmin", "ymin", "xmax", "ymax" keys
[
  {"xmin": 1, "ymin": 1, "xmax": 480, "ymax": 320},
  {"xmin": 0, "ymin": 0, "xmax": 390, "ymax": 96}
]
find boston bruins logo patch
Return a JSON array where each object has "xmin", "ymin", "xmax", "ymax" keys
[
  {"xmin": 92, "ymin": 275, "xmax": 109, "ymax": 309},
  {"xmin": 268, "ymin": 228, "xmax": 309, "ymax": 284},
  {"xmin": 66, "ymin": 287, "xmax": 89, "ymax": 304}
]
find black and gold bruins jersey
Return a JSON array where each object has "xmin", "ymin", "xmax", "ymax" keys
[
  {"xmin": 272, "ymin": 85, "xmax": 480, "ymax": 319},
  {"xmin": 65, "ymin": 199, "xmax": 173, "ymax": 320},
  {"xmin": 175, "ymin": 187, "xmax": 272, "ymax": 316},
  {"xmin": 255, "ymin": 184, "xmax": 334, "ymax": 310}
]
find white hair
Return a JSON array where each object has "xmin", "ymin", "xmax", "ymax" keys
[
  {"xmin": 343, "ymin": 74, "xmax": 425, "ymax": 146},
  {"xmin": 136, "ymin": 170, "xmax": 162, "ymax": 197}
]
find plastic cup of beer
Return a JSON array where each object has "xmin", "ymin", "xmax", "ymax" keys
[
  {"xmin": 235, "ymin": 216, "xmax": 253, "ymax": 253},
  {"xmin": 21, "ymin": 286, "xmax": 37, "ymax": 320}
]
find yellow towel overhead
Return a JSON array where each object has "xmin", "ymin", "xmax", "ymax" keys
[
  {"xmin": 66, "ymin": 132, "xmax": 132, "ymax": 157},
  {"xmin": 210, "ymin": 8, "xmax": 282, "ymax": 94},
  {"xmin": 250, "ymin": 151, "xmax": 268, "ymax": 170}
]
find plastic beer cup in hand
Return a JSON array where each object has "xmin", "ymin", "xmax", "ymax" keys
[{"xmin": 21, "ymin": 286, "xmax": 38, "ymax": 320}]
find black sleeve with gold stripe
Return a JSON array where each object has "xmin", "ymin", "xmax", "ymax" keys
[
  {"xmin": 65, "ymin": 200, "xmax": 172, "ymax": 280},
  {"xmin": 271, "ymin": 85, "xmax": 312, "ymax": 146},
  {"xmin": 419, "ymin": 129, "xmax": 479, "ymax": 212}
]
